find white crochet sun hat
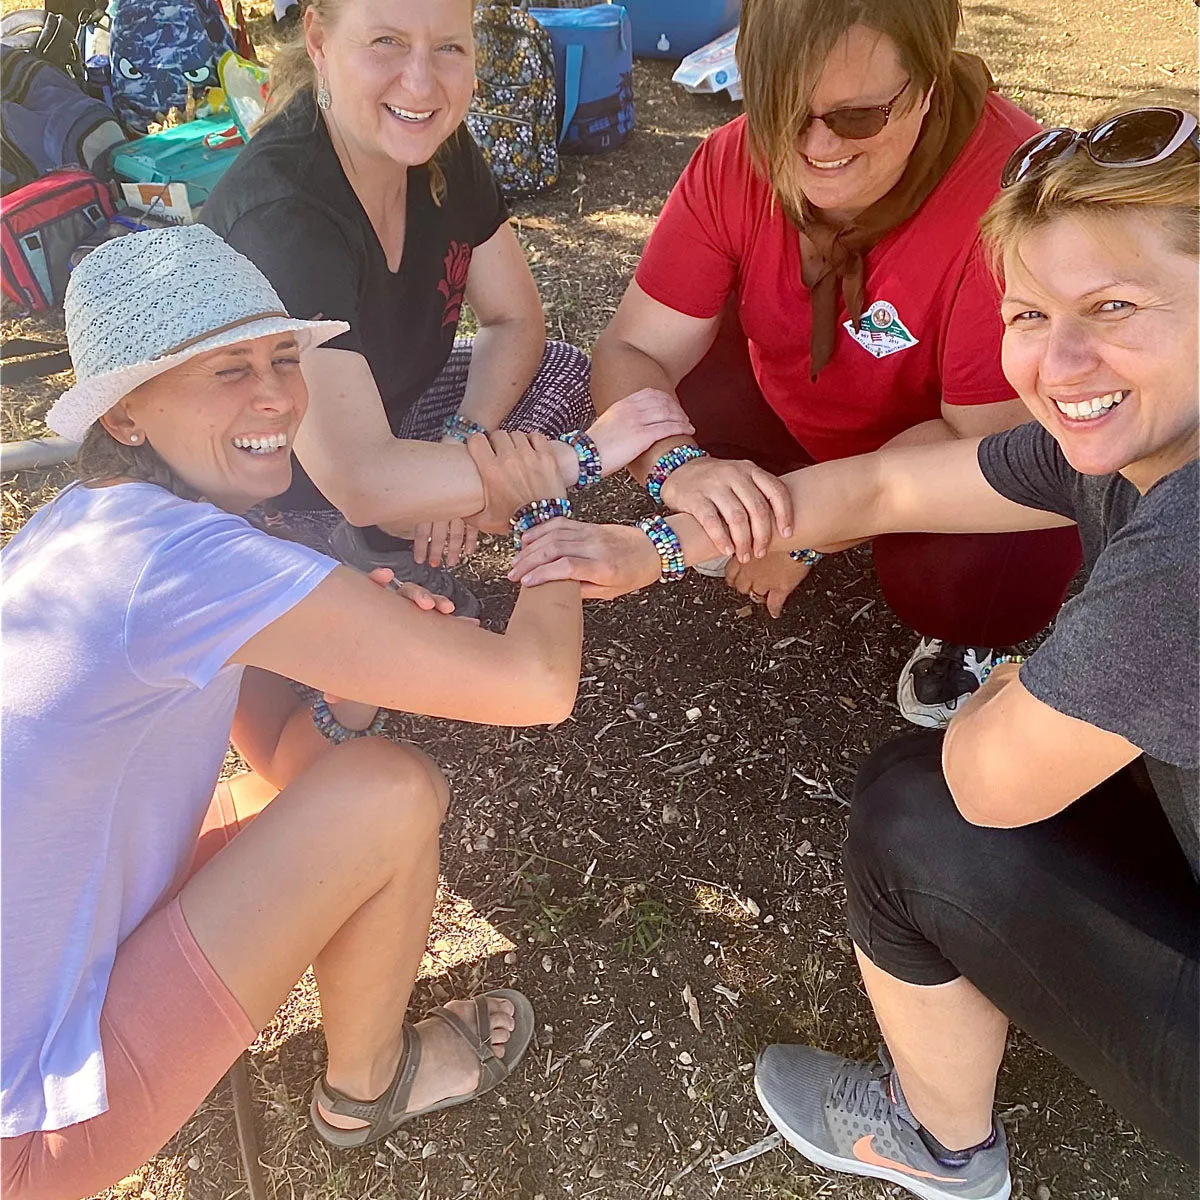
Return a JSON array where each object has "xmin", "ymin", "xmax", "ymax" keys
[{"xmin": 46, "ymin": 224, "xmax": 349, "ymax": 441}]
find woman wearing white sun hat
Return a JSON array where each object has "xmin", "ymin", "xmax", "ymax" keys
[{"xmin": 0, "ymin": 224, "xmax": 590, "ymax": 1199}]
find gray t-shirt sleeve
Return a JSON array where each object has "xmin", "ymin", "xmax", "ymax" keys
[
  {"xmin": 1020, "ymin": 474, "xmax": 1199, "ymax": 769},
  {"xmin": 978, "ymin": 421, "xmax": 1078, "ymax": 519}
]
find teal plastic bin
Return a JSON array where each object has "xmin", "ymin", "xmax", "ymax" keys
[
  {"xmin": 621, "ymin": 0, "xmax": 740, "ymax": 58},
  {"xmin": 110, "ymin": 115, "xmax": 244, "ymax": 209}
]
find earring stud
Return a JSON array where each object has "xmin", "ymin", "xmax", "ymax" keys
[{"xmin": 129, "ymin": 433, "xmax": 141, "ymax": 445}]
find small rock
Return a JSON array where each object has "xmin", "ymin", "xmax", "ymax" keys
[
  {"xmin": 588, "ymin": 1162, "xmax": 606, "ymax": 1179},
  {"xmin": 422, "ymin": 1141, "xmax": 438, "ymax": 1159},
  {"xmin": 580, "ymin": 1135, "xmax": 596, "ymax": 1158},
  {"xmin": 1036, "ymin": 1187, "xmax": 1051, "ymax": 1200},
  {"xmin": 504, "ymin": 951, "xmax": 518, "ymax": 965},
  {"xmin": 661, "ymin": 802, "xmax": 681, "ymax": 825},
  {"xmin": 686, "ymin": 707, "xmax": 702, "ymax": 721},
  {"xmin": 624, "ymin": 1121, "xmax": 639, "ymax": 1137},
  {"xmin": 678, "ymin": 1051, "xmax": 693, "ymax": 1065},
  {"xmin": 187, "ymin": 1156, "xmax": 201, "ymax": 1172},
  {"xmin": 541, "ymin": 954, "xmax": 553, "ymax": 973}
]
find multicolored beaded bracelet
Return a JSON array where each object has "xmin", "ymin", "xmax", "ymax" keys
[
  {"xmin": 558, "ymin": 429, "xmax": 603, "ymax": 489},
  {"xmin": 978, "ymin": 653, "xmax": 1026, "ymax": 686},
  {"xmin": 511, "ymin": 496, "xmax": 573, "ymax": 549},
  {"xmin": 311, "ymin": 695, "xmax": 388, "ymax": 744},
  {"xmin": 646, "ymin": 445, "xmax": 708, "ymax": 505},
  {"xmin": 442, "ymin": 413, "xmax": 488, "ymax": 443},
  {"xmin": 788, "ymin": 548, "xmax": 824, "ymax": 567},
  {"xmin": 636, "ymin": 514, "xmax": 686, "ymax": 583}
]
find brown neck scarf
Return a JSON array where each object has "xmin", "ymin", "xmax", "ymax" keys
[{"xmin": 798, "ymin": 51, "xmax": 994, "ymax": 380}]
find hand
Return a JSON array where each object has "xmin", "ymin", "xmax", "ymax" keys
[
  {"xmin": 508, "ymin": 517, "xmax": 662, "ymax": 599},
  {"xmin": 724, "ymin": 550, "xmax": 812, "ymax": 619},
  {"xmin": 465, "ymin": 430, "xmax": 566, "ymax": 529},
  {"xmin": 411, "ymin": 517, "xmax": 479, "ymax": 568},
  {"xmin": 585, "ymin": 389, "xmax": 695, "ymax": 476},
  {"xmin": 659, "ymin": 455, "xmax": 793, "ymax": 563}
]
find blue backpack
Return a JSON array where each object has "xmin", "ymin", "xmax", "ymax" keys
[
  {"xmin": 0, "ymin": 44, "xmax": 125, "ymax": 194},
  {"xmin": 530, "ymin": 5, "xmax": 634, "ymax": 155},
  {"xmin": 108, "ymin": 0, "xmax": 236, "ymax": 133}
]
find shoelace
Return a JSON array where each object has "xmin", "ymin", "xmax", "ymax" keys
[
  {"xmin": 912, "ymin": 642, "xmax": 990, "ymax": 704},
  {"xmin": 827, "ymin": 1058, "xmax": 892, "ymax": 1122}
]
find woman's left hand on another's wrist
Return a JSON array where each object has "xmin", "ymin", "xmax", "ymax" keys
[
  {"xmin": 585, "ymin": 388, "xmax": 695, "ymax": 476},
  {"xmin": 508, "ymin": 518, "xmax": 662, "ymax": 598}
]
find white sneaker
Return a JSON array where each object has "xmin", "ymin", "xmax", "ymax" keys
[{"xmin": 897, "ymin": 638, "xmax": 995, "ymax": 728}]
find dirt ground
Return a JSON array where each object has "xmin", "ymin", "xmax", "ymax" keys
[{"xmin": 2, "ymin": 1, "xmax": 1197, "ymax": 1197}]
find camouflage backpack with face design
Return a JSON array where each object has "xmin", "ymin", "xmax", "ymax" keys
[
  {"xmin": 108, "ymin": 0, "xmax": 236, "ymax": 133},
  {"xmin": 467, "ymin": 1, "xmax": 559, "ymax": 198}
]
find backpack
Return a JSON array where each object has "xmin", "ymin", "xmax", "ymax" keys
[
  {"xmin": 467, "ymin": 1, "xmax": 559, "ymax": 198},
  {"xmin": 108, "ymin": 0, "xmax": 236, "ymax": 133},
  {"xmin": 531, "ymin": 5, "xmax": 634, "ymax": 155},
  {"xmin": 1, "ymin": 167, "xmax": 116, "ymax": 312},
  {"xmin": 0, "ymin": 44, "xmax": 126, "ymax": 194}
]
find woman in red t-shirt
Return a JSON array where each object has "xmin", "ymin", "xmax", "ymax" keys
[{"xmin": 590, "ymin": 0, "xmax": 1081, "ymax": 726}]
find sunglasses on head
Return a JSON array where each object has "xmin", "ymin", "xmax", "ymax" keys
[
  {"xmin": 1001, "ymin": 106, "xmax": 1199, "ymax": 188},
  {"xmin": 799, "ymin": 79, "xmax": 912, "ymax": 141}
]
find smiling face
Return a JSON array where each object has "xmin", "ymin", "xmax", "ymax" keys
[
  {"xmin": 793, "ymin": 24, "xmax": 932, "ymax": 222},
  {"xmin": 1000, "ymin": 211, "xmax": 1199, "ymax": 492},
  {"xmin": 307, "ymin": 0, "xmax": 475, "ymax": 170},
  {"xmin": 99, "ymin": 334, "xmax": 309, "ymax": 513}
]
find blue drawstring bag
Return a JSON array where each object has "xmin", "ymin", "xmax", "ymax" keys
[{"xmin": 530, "ymin": 5, "xmax": 634, "ymax": 155}]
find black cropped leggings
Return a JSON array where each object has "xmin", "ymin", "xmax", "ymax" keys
[{"xmin": 844, "ymin": 731, "xmax": 1199, "ymax": 1163}]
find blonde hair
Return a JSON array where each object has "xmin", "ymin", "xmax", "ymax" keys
[
  {"xmin": 981, "ymin": 95, "xmax": 1200, "ymax": 277},
  {"xmin": 74, "ymin": 424, "xmax": 199, "ymax": 501},
  {"xmin": 261, "ymin": 0, "xmax": 453, "ymax": 204},
  {"xmin": 737, "ymin": 0, "xmax": 961, "ymax": 221}
]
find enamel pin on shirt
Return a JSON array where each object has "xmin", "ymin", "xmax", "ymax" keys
[{"xmin": 844, "ymin": 300, "xmax": 919, "ymax": 359}]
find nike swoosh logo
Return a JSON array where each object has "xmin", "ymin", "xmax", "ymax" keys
[{"xmin": 852, "ymin": 1135, "xmax": 964, "ymax": 1183}]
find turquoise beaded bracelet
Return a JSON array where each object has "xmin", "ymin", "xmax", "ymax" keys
[
  {"xmin": 312, "ymin": 695, "xmax": 388, "ymax": 744},
  {"xmin": 646, "ymin": 445, "xmax": 708, "ymax": 505},
  {"xmin": 636, "ymin": 514, "xmax": 686, "ymax": 582},
  {"xmin": 788, "ymin": 548, "xmax": 824, "ymax": 567},
  {"xmin": 511, "ymin": 496, "xmax": 573, "ymax": 549},
  {"xmin": 558, "ymin": 429, "xmax": 603, "ymax": 489},
  {"xmin": 977, "ymin": 654, "xmax": 1025, "ymax": 686},
  {"xmin": 442, "ymin": 413, "xmax": 487, "ymax": 443}
]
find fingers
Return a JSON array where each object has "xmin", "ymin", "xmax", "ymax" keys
[
  {"xmin": 369, "ymin": 567, "xmax": 395, "ymax": 588},
  {"xmin": 462, "ymin": 523, "xmax": 479, "ymax": 559},
  {"xmin": 714, "ymin": 492, "xmax": 755, "ymax": 562},
  {"xmin": 515, "ymin": 556, "xmax": 590, "ymax": 587},
  {"xmin": 729, "ymin": 478, "xmax": 777, "ymax": 559},
  {"xmin": 690, "ymin": 497, "xmax": 736, "ymax": 559},
  {"xmin": 767, "ymin": 588, "xmax": 788, "ymax": 620},
  {"xmin": 434, "ymin": 518, "xmax": 467, "ymax": 569},
  {"xmin": 752, "ymin": 467, "xmax": 795, "ymax": 540},
  {"xmin": 411, "ymin": 521, "xmax": 433, "ymax": 565},
  {"xmin": 395, "ymin": 581, "xmax": 456, "ymax": 614}
]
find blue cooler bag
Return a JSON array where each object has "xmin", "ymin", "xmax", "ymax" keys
[
  {"xmin": 110, "ymin": 115, "xmax": 244, "ymax": 208},
  {"xmin": 530, "ymin": 5, "xmax": 634, "ymax": 155}
]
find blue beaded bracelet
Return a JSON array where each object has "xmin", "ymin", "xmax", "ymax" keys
[
  {"xmin": 511, "ymin": 496, "xmax": 573, "ymax": 549},
  {"xmin": 788, "ymin": 548, "xmax": 824, "ymax": 567},
  {"xmin": 558, "ymin": 429, "xmax": 603, "ymax": 489},
  {"xmin": 646, "ymin": 445, "xmax": 708, "ymax": 505},
  {"xmin": 977, "ymin": 653, "xmax": 1025, "ymax": 686},
  {"xmin": 636, "ymin": 514, "xmax": 686, "ymax": 583},
  {"xmin": 442, "ymin": 413, "xmax": 488, "ymax": 443},
  {"xmin": 311, "ymin": 695, "xmax": 388, "ymax": 744}
]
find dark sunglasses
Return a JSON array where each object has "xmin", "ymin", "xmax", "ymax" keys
[
  {"xmin": 1001, "ymin": 106, "xmax": 1199, "ymax": 188},
  {"xmin": 799, "ymin": 79, "xmax": 912, "ymax": 141}
]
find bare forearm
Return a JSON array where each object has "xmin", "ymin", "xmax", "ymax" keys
[
  {"xmin": 498, "ymin": 581, "xmax": 583, "ymax": 722},
  {"xmin": 457, "ymin": 316, "xmax": 546, "ymax": 430},
  {"xmin": 591, "ymin": 332, "xmax": 692, "ymax": 481}
]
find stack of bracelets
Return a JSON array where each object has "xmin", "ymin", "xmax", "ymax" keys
[
  {"xmin": 442, "ymin": 412, "xmax": 488, "ymax": 442},
  {"xmin": 311, "ymin": 694, "xmax": 388, "ymax": 744},
  {"xmin": 646, "ymin": 445, "xmax": 708, "ymax": 504},
  {"xmin": 977, "ymin": 653, "xmax": 1026, "ymax": 685},
  {"xmin": 557, "ymin": 429, "xmax": 603, "ymax": 489},
  {"xmin": 637, "ymin": 514, "xmax": 686, "ymax": 583},
  {"xmin": 511, "ymin": 496, "xmax": 573, "ymax": 549},
  {"xmin": 788, "ymin": 548, "xmax": 824, "ymax": 567}
]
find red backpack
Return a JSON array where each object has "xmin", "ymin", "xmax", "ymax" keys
[{"xmin": 1, "ymin": 168, "xmax": 115, "ymax": 312}]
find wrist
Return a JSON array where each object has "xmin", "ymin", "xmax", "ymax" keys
[
  {"xmin": 511, "ymin": 496, "xmax": 573, "ymax": 549},
  {"xmin": 635, "ymin": 515, "xmax": 686, "ymax": 583},
  {"xmin": 550, "ymin": 439, "xmax": 580, "ymax": 489},
  {"xmin": 647, "ymin": 445, "xmax": 707, "ymax": 505}
]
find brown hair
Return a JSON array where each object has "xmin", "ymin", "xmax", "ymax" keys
[
  {"xmin": 74, "ymin": 424, "xmax": 200, "ymax": 501},
  {"xmin": 260, "ymin": 0, "xmax": 454, "ymax": 204},
  {"xmin": 980, "ymin": 95, "xmax": 1200, "ymax": 277},
  {"xmin": 737, "ymin": 0, "xmax": 961, "ymax": 220}
]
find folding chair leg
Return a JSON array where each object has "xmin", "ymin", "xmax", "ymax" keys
[{"xmin": 228, "ymin": 1051, "xmax": 269, "ymax": 1200}]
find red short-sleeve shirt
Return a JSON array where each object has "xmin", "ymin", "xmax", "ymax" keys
[{"xmin": 635, "ymin": 93, "xmax": 1040, "ymax": 462}]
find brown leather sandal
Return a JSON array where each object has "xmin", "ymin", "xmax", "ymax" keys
[{"xmin": 309, "ymin": 988, "xmax": 535, "ymax": 1148}]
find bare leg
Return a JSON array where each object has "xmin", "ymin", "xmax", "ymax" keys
[
  {"xmin": 855, "ymin": 945, "xmax": 1008, "ymax": 1150},
  {"xmin": 180, "ymin": 676, "xmax": 513, "ymax": 1129}
]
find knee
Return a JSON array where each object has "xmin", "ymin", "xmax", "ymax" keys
[{"xmin": 329, "ymin": 738, "xmax": 450, "ymax": 833}]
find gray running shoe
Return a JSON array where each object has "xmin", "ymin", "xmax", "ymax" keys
[
  {"xmin": 755, "ymin": 1044, "xmax": 1010, "ymax": 1200},
  {"xmin": 328, "ymin": 520, "xmax": 482, "ymax": 621},
  {"xmin": 897, "ymin": 638, "xmax": 996, "ymax": 728}
]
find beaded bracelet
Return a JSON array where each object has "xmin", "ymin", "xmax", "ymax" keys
[
  {"xmin": 646, "ymin": 445, "xmax": 708, "ymax": 505},
  {"xmin": 442, "ymin": 412, "xmax": 488, "ymax": 443},
  {"xmin": 511, "ymin": 496, "xmax": 573, "ymax": 549},
  {"xmin": 636, "ymin": 514, "xmax": 686, "ymax": 583},
  {"xmin": 311, "ymin": 695, "xmax": 388, "ymax": 744},
  {"xmin": 788, "ymin": 548, "xmax": 824, "ymax": 567},
  {"xmin": 558, "ymin": 429, "xmax": 603, "ymax": 489},
  {"xmin": 978, "ymin": 654, "xmax": 1026, "ymax": 686}
]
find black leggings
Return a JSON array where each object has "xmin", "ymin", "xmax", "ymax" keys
[{"xmin": 844, "ymin": 731, "xmax": 1199, "ymax": 1163}]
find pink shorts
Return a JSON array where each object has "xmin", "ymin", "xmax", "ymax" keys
[{"xmin": 2, "ymin": 784, "xmax": 259, "ymax": 1200}]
